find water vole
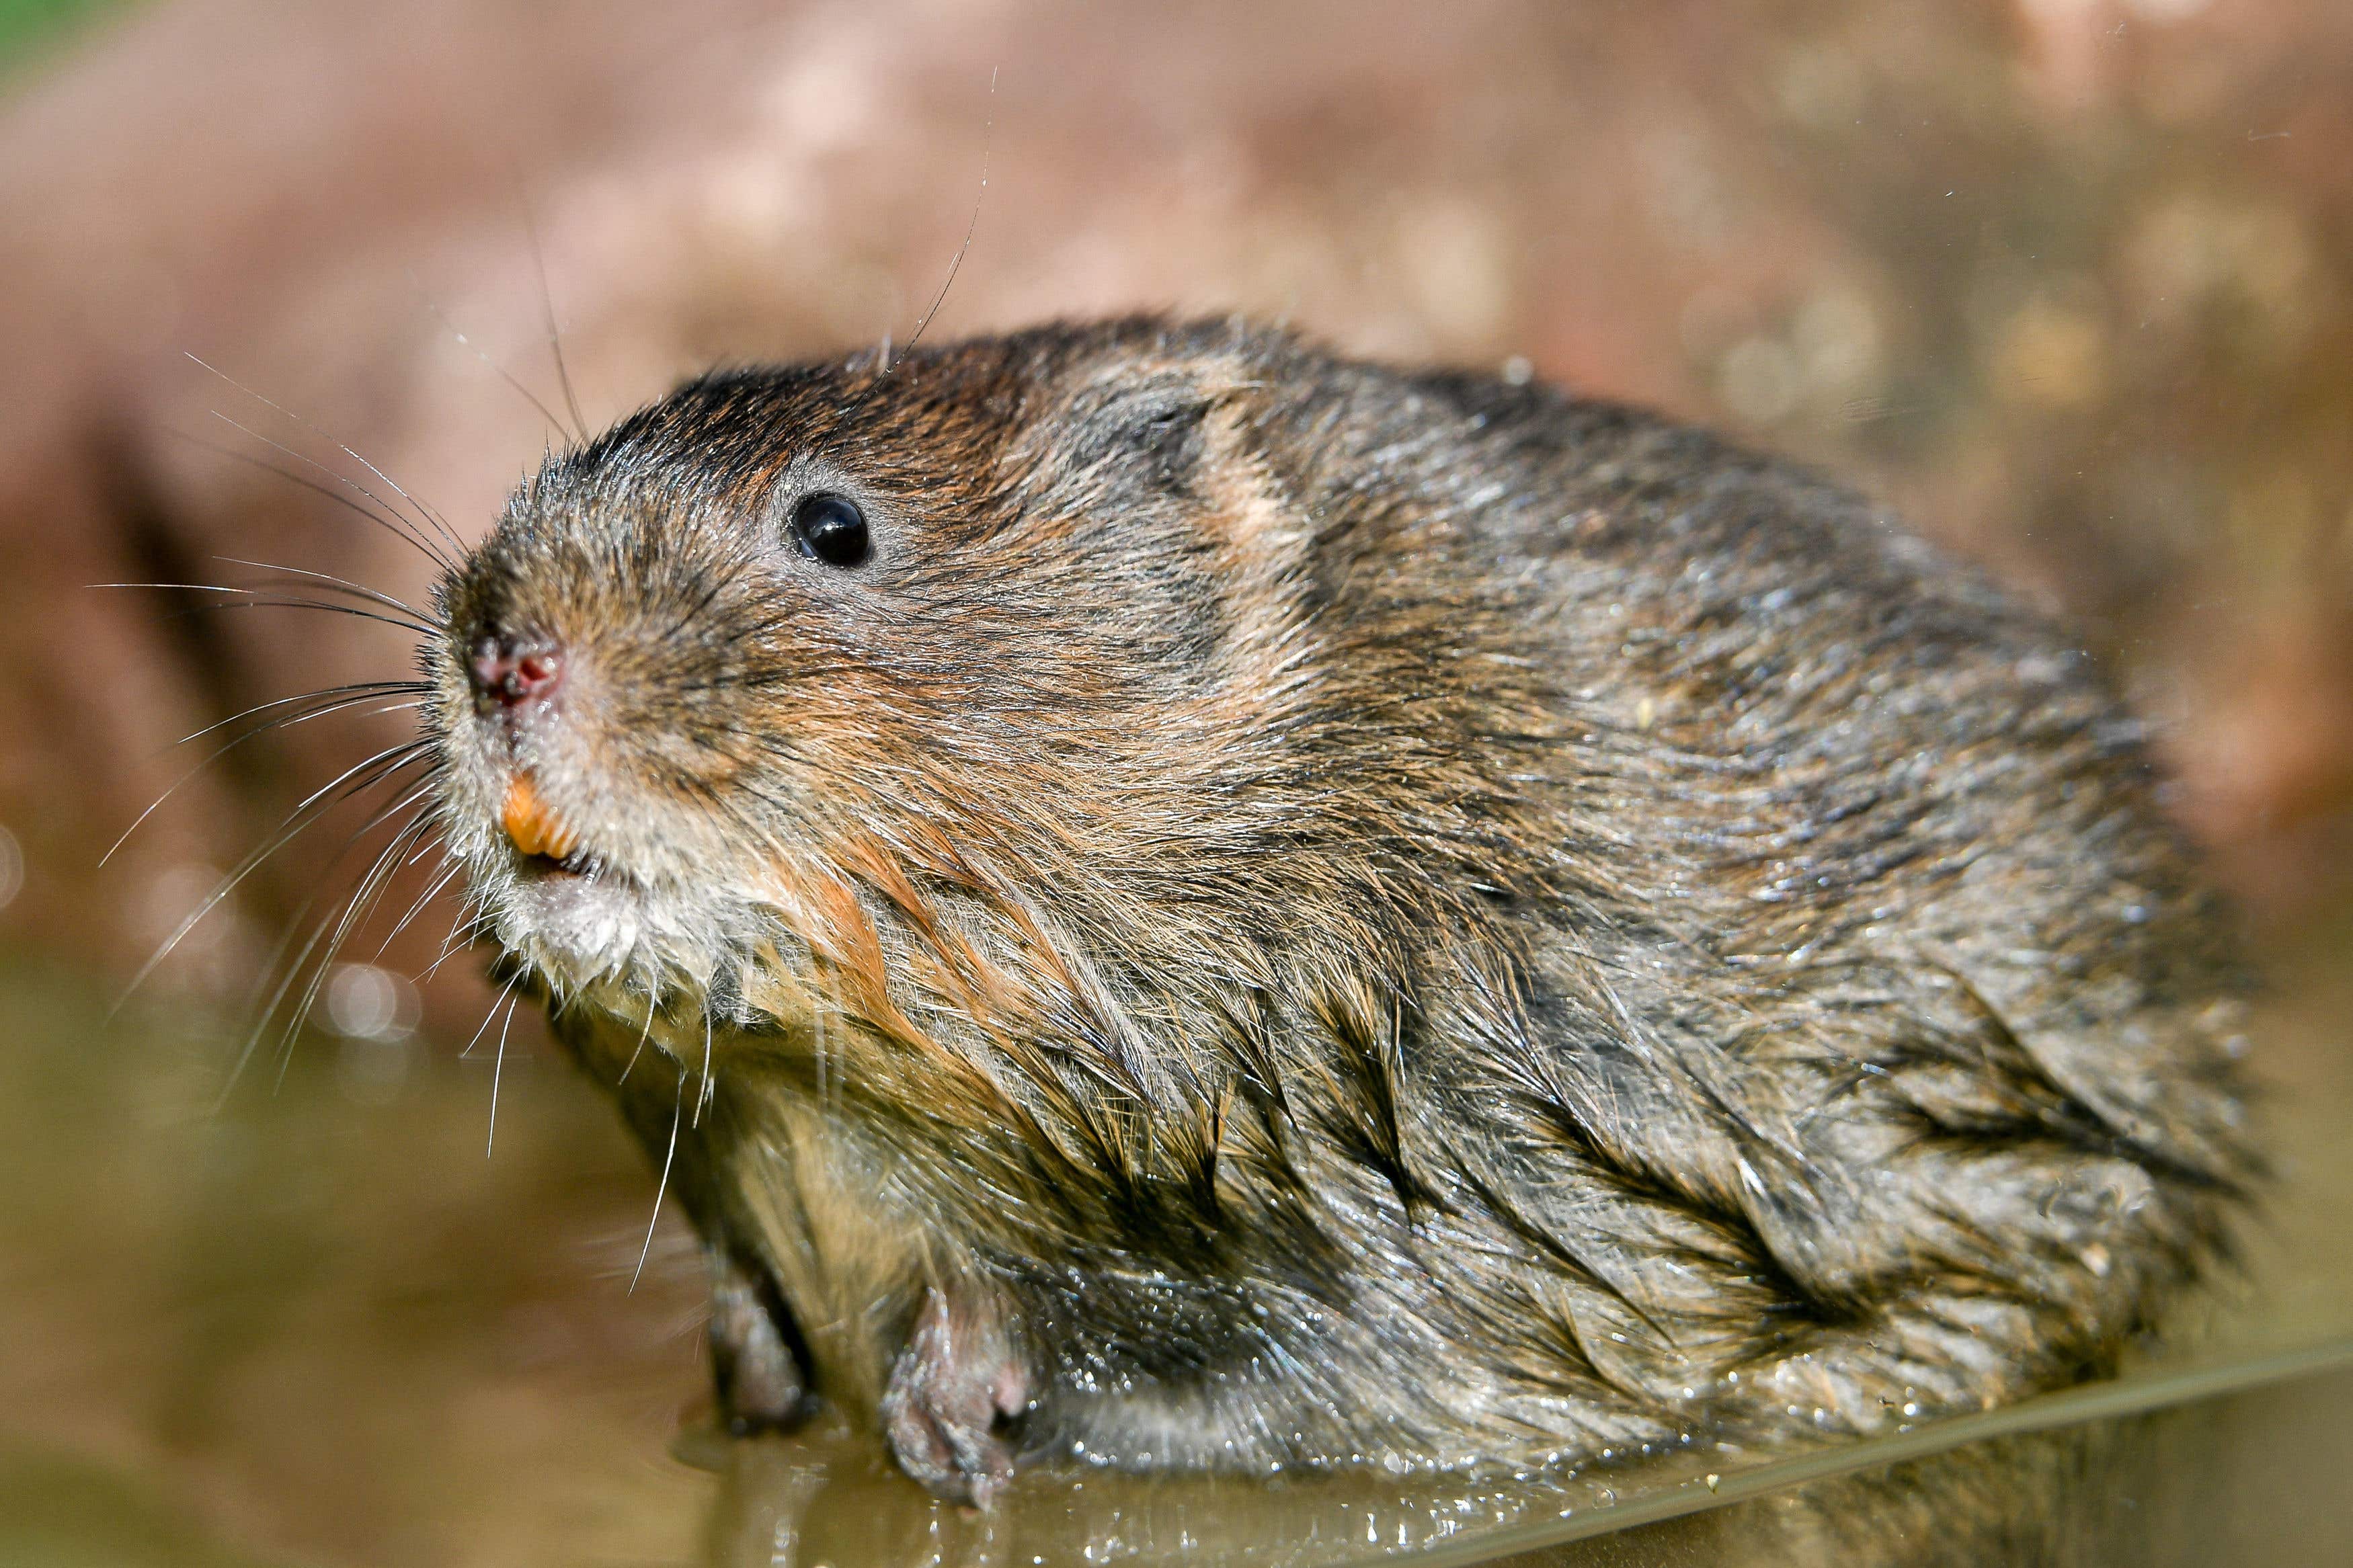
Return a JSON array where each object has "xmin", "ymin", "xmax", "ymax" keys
[{"xmin": 426, "ymin": 315, "xmax": 2249, "ymax": 1505}]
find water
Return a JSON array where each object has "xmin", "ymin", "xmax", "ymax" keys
[
  {"xmin": 3, "ymin": 932, "xmax": 2350, "ymax": 1566},
  {"xmin": 689, "ymin": 1344, "xmax": 2353, "ymax": 1567}
]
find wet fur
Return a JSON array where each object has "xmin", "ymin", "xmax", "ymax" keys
[{"xmin": 426, "ymin": 317, "xmax": 2250, "ymax": 1499}]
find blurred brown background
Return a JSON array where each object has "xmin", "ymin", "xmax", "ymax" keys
[{"xmin": 2, "ymin": 2, "xmax": 2352, "ymax": 1563}]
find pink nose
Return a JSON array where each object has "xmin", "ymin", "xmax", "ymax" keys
[{"xmin": 470, "ymin": 631, "xmax": 564, "ymax": 710}]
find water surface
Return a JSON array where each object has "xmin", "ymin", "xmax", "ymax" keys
[{"xmin": 4, "ymin": 932, "xmax": 2350, "ymax": 1566}]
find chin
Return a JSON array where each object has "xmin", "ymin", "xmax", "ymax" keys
[
  {"xmin": 488, "ymin": 856, "xmax": 758, "ymax": 1005},
  {"xmin": 487, "ymin": 862, "xmax": 660, "ymax": 990}
]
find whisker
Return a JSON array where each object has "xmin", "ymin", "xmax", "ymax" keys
[
  {"xmin": 270, "ymin": 792, "xmax": 444, "ymax": 1071},
  {"xmin": 631, "ymin": 1067, "xmax": 685, "ymax": 1292},
  {"xmin": 221, "ymin": 900, "xmax": 359, "ymax": 1106},
  {"xmin": 214, "ymin": 780, "xmax": 441, "ymax": 1101},
  {"xmin": 894, "ymin": 65, "xmax": 996, "ymax": 368},
  {"xmin": 461, "ymin": 967, "xmax": 527, "ymax": 1060},
  {"xmin": 620, "ymin": 988, "xmax": 658, "ymax": 1084},
  {"xmin": 200, "ymin": 406, "xmax": 456, "ymax": 573},
  {"xmin": 409, "ymin": 273, "xmax": 579, "ymax": 448},
  {"xmin": 520, "ymin": 192, "xmax": 590, "ymax": 442},
  {"xmin": 99, "ymin": 580, "xmax": 442, "ymax": 638},
  {"xmin": 173, "ymin": 680, "xmax": 431, "ymax": 748},
  {"xmin": 212, "ymin": 554, "xmax": 438, "ymax": 626},
  {"xmin": 113, "ymin": 740, "xmax": 435, "ymax": 1010},
  {"xmin": 280, "ymin": 773, "xmax": 442, "ymax": 990},
  {"xmin": 237, "ymin": 696, "xmax": 428, "ymax": 736},
  {"xmin": 165, "ymin": 428, "xmax": 459, "ymax": 571},
  {"xmin": 374, "ymin": 856, "xmax": 463, "ymax": 958},
  {"xmin": 186, "ymin": 353, "xmax": 469, "ymax": 563},
  {"xmin": 422, "ymin": 899, "xmax": 493, "ymax": 982},
  {"xmin": 487, "ymin": 985, "xmax": 522, "ymax": 1157},
  {"xmin": 215, "ymin": 595, "xmax": 440, "ymax": 638},
  {"xmin": 693, "ymin": 1004, "xmax": 711, "ymax": 1126},
  {"xmin": 104, "ymin": 686, "xmax": 428, "ymax": 867},
  {"xmin": 420, "ymin": 923, "xmax": 488, "ymax": 984}
]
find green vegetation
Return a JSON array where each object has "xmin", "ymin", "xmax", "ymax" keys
[{"xmin": 0, "ymin": 0, "xmax": 126, "ymax": 76}]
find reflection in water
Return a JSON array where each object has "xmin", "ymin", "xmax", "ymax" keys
[
  {"xmin": 692, "ymin": 1419, "xmax": 1646, "ymax": 1568},
  {"xmin": 1, "ymin": 932, "xmax": 2350, "ymax": 1567},
  {"xmin": 684, "ymin": 1346, "xmax": 2353, "ymax": 1568}
]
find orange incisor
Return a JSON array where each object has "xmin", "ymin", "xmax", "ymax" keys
[{"xmin": 502, "ymin": 772, "xmax": 578, "ymax": 861}]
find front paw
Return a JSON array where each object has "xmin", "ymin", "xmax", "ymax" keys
[
  {"xmin": 710, "ymin": 1250, "xmax": 815, "ymax": 1434},
  {"xmin": 880, "ymin": 1286, "xmax": 1029, "ymax": 1507}
]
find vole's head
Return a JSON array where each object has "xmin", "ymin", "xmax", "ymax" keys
[{"xmin": 428, "ymin": 319, "xmax": 1319, "ymax": 1009}]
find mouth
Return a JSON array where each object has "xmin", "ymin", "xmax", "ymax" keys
[
  {"xmin": 519, "ymin": 850, "xmax": 589, "ymax": 877},
  {"xmin": 475, "ymin": 765, "xmax": 744, "ymax": 991}
]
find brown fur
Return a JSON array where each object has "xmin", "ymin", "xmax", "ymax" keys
[{"xmin": 424, "ymin": 317, "xmax": 2251, "ymax": 1507}]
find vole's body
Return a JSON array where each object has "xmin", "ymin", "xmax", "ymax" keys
[{"xmin": 429, "ymin": 317, "xmax": 2247, "ymax": 1504}]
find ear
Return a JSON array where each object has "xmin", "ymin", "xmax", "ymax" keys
[
  {"xmin": 1014, "ymin": 360, "xmax": 1308, "ymax": 587},
  {"xmin": 1053, "ymin": 372, "xmax": 1215, "ymax": 501}
]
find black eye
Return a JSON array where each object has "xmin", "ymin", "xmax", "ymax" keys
[{"xmin": 791, "ymin": 492, "xmax": 871, "ymax": 568}]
